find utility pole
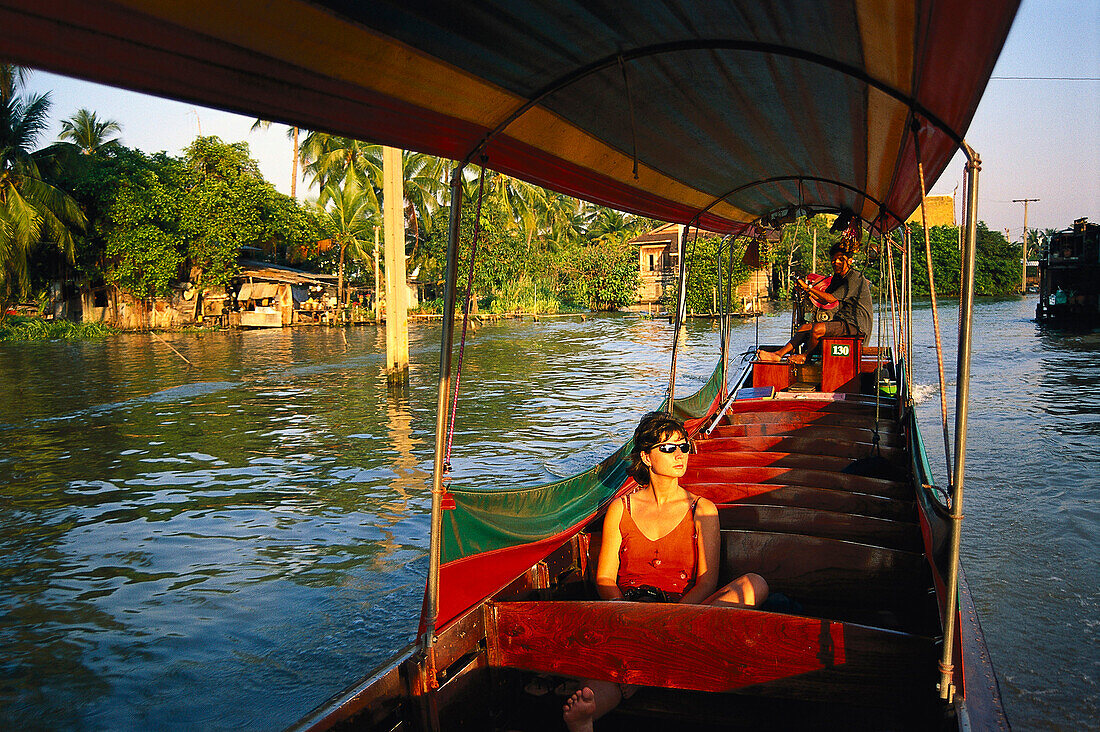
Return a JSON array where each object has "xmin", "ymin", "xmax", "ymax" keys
[
  {"xmin": 1012, "ymin": 198, "xmax": 1039, "ymax": 293},
  {"xmin": 383, "ymin": 146, "xmax": 409, "ymax": 383}
]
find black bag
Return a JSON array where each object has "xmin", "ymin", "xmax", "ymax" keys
[{"xmin": 622, "ymin": 585, "xmax": 672, "ymax": 603}]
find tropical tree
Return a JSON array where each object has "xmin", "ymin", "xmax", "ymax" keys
[
  {"xmin": 58, "ymin": 108, "xmax": 122, "ymax": 155},
  {"xmin": 313, "ymin": 176, "xmax": 378, "ymax": 307},
  {"xmin": 0, "ymin": 65, "xmax": 85, "ymax": 313},
  {"xmin": 250, "ymin": 119, "xmax": 301, "ymax": 198}
]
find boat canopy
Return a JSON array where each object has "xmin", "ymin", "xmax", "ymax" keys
[{"xmin": 0, "ymin": 0, "xmax": 1018, "ymax": 232}]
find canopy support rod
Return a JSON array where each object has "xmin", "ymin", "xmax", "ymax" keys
[
  {"xmin": 425, "ymin": 165, "xmax": 466, "ymax": 667},
  {"xmin": 459, "ymin": 40, "xmax": 968, "ymax": 169},
  {"xmin": 666, "ymin": 225, "xmax": 693, "ymax": 411},
  {"xmin": 939, "ymin": 152, "xmax": 980, "ymax": 702},
  {"xmin": 722, "ymin": 235, "xmax": 738, "ymax": 399},
  {"xmin": 686, "ymin": 175, "xmax": 907, "ymax": 236}
]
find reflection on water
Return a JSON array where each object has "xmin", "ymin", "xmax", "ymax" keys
[{"xmin": 1, "ymin": 302, "xmax": 1096, "ymax": 730}]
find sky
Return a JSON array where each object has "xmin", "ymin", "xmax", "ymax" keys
[{"xmin": 19, "ymin": 0, "xmax": 1099, "ymax": 242}]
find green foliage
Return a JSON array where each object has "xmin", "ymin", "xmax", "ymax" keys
[
  {"xmin": 421, "ymin": 191, "xmax": 528, "ymax": 298},
  {"xmin": 488, "ymin": 276, "xmax": 561, "ymax": 314},
  {"xmin": 0, "ymin": 65, "xmax": 85, "ymax": 313},
  {"xmin": 60, "ymin": 138, "xmax": 326, "ymax": 299},
  {"xmin": 0, "ymin": 315, "xmax": 115, "ymax": 341},
  {"xmin": 562, "ymin": 235, "xmax": 639, "ymax": 310},
  {"xmin": 905, "ymin": 222, "xmax": 1019, "ymax": 296},
  {"xmin": 661, "ymin": 234, "xmax": 752, "ymax": 313}
]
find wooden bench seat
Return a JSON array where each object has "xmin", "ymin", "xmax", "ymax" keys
[
  {"xmin": 694, "ymin": 435, "xmax": 905, "ymax": 464},
  {"xmin": 724, "ymin": 411, "xmax": 898, "ymax": 431},
  {"xmin": 486, "ymin": 601, "xmax": 936, "ymax": 705},
  {"xmin": 690, "ymin": 482, "xmax": 915, "ymax": 522},
  {"xmin": 684, "ymin": 466, "xmax": 909, "ymax": 499},
  {"xmin": 720, "ymin": 530, "xmax": 930, "ymax": 615},
  {"xmin": 727, "ymin": 399, "xmax": 896, "ymax": 417},
  {"xmin": 717, "ymin": 504, "xmax": 921, "ymax": 553},
  {"xmin": 689, "ymin": 449, "xmax": 902, "ymax": 475},
  {"xmin": 709, "ymin": 423, "xmax": 902, "ymax": 447}
]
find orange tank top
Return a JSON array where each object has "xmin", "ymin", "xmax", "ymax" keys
[{"xmin": 617, "ymin": 493, "xmax": 698, "ymax": 595}]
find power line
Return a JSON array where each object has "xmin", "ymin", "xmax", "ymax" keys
[{"xmin": 990, "ymin": 76, "xmax": 1100, "ymax": 80}]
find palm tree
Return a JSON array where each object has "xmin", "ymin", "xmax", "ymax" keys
[
  {"xmin": 0, "ymin": 65, "xmax": 85, "ymax": 313},
  {"xmin": 313, "ymin": 176, "xmax": 377, "ymax": 308},
  {"xmin": 301, "ymin": 134, "xmax": 447, "ymax": 258},
  {"xmin": 58, "ymin": 108, "xmax": 122, "ymax": 154},
  {"xmin": 300, "ymin": 132, "xmax": 380, "ymax": 199},
  {"xmin": 250, "ymin": 119, "xmax": 301, "ymax": 198},
  {"xmin": 401, "ymin": 151, "xmax": 447, "ymax": 258}
]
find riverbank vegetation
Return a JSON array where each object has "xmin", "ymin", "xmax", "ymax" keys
[
  {"xmin": 2, "ymin": 64, "xmax": 1031, "ymax": 334},
  {"xmin": 0, "ymin": 315, "xmax": 115, "ymax": 341}
]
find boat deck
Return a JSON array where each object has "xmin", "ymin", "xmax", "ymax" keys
[
  {"xmin": 468, "ymin": 358, "xmax": 951, "ymax": 730},
  {"xmin": 305, "ymin": 355, "xmax": 956, "ymax": 732}
]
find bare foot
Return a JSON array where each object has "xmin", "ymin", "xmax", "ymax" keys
[
  {"xmin": 756, "ymin": 349, "xmax": 781, "ymax": 363},
  {"xmin": 789, "ymin": 353, "xmax": 807, "ymax": 364},
  {"xmin": 563, "ymin": 686, "xmax": 596, "ymax": 732}
]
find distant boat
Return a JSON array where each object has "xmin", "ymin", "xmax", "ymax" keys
[{"xmin": 1036, "ymin": 218, "xmax": 1100, "ymax": 327}]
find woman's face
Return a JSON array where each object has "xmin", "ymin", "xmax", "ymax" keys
[{"xmin": 642, "ymin": 430, "xmax": 690, "ymax": 479}]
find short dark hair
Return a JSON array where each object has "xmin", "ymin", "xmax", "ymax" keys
[
  {"xmin": 627, "ymin": 411, "xmax": 687, "ymax": 484},
  {"xmin": 829, "ymin": 241, "xmax": 853, "ymax": 257}
]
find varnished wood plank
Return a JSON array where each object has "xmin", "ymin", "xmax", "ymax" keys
[
  {"xmin": 694, "ymin": 435, "xmax": 905, "ymax": 464},
  {"xmin": 691, "ymin": 450, "xmax": 878, "ymax": 474},
  {"xmin": 717, "ymin": 504, "xmax": 920, "ymax": 552},
  {"xmin": 487, "ymin": 601, "xmax": 934, "ymax": 701},
  {"xmin": 686, "ymin": 466, "xmax": 908, "ymax": 499},
  {"xmin": 688, "ymin": 482, "xmax": 915, "ymax": 522},
  {"xmin": 724, "ymin": 411, "xmax": 898, "ymax": 432},
  {"xmin": 728, "ymin": 399, "xmax": 896, "ymax": 417},
  {"xmin": 720, "ymin": 530, "xmax": 927, "ymax": 608},
  {"xmin": 709, "ymin": 424, "xmax": 901, "ymax": 446}
]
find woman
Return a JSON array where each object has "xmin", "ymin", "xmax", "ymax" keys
[{"xmin": 563, "ymin": 411, "xmax": 768, "ymax": 732}]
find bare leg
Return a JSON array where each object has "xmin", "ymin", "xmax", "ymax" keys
[
  {"xmin": 757, "ymin": 325, "xmax": 812, "ymax": 363},
  {"xmin": 702, "ymin": 573, "xmax": 769, "ymax": 608},
  {"xmin": 800, "ymin": 323, "xmax": 828, "ymax": 362},
  {"xmin": 563, "ymin": 680, "xmax": 623, "ymax": 732}
]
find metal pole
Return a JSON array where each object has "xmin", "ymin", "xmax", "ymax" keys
[
  {"xmin": 666, "ymin": 224, "xmax": 691, "ymax": 411},
  {"xmin": 424, "ymin": 166, "xmax": 465, "ymax": 657},
  {"xmin": 722, "ymin": 236, "xmax": 737, "ymax": 400},
  {"xmin": 939, "ymin": 151, "xmax": 980, "ymax": 702},
  {"xmin": 905, "ymin": 226, "xmax": 913, "ymax": 399}
]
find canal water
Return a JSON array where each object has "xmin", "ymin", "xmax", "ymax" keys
[{"xmin": 0, "ymin": 298, "xmax": 1095, "ymax": 730}]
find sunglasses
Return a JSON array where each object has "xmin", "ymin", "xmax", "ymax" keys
[{"xmin": 653, "ymin": 441, "xmax": 691, "ymax": 454}]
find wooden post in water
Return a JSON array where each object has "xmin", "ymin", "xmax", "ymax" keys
[
  {"xmin": 373, "ymin": 226, "xmax": 381, "ymax": 323},
  {"xmin": 383, "ymin": 146, "xmax": 409, "ymax": 382}
]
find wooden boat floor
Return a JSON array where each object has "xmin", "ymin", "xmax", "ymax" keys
[{"xmin": 499, "ymin": 679, "xmax": 951, "ymax": 732}]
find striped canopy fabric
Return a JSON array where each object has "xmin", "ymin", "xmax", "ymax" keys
[{"xmin": 1, "ymin": 0, "xmax": 1018, "ymax": 232}]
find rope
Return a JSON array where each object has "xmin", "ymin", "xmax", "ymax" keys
[
  {"xmin": 885, "ymin": 235, "xmax": 901, "ymax": 368},
  {"xmin": 913, "ymin": 122, "xmax": 953, "ymax": 478},
  {"xmin": 444, "ymin": 164, "xmax": 487, "ymax": 469}
]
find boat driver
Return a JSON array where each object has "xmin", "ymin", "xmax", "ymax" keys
[{"xmin": 756, "ymin": 241, "xmax": 872, "ymax": 365}]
